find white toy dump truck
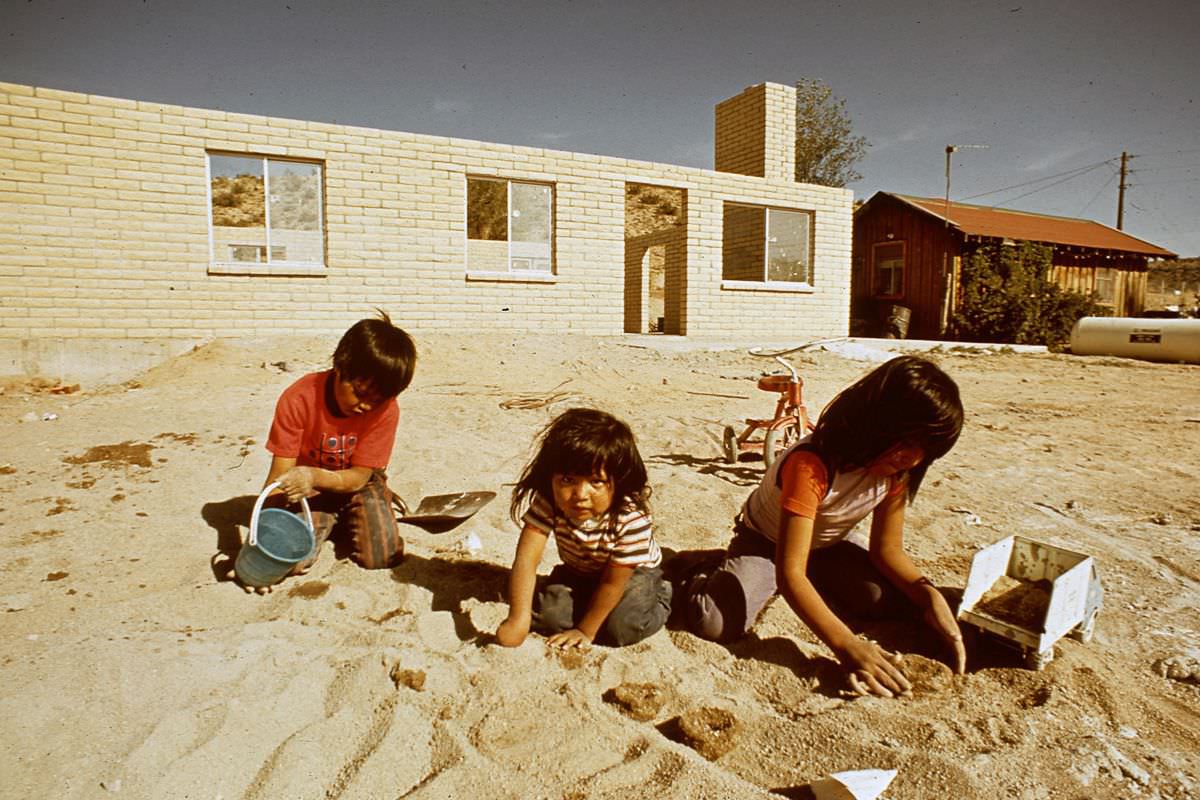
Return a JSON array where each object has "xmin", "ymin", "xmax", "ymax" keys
[{"xmin": 958, "ymin": 535, "xmax": 1104, "ymax": 670}]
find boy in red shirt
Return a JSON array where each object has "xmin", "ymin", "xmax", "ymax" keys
[{"xmin": 256, "ymin": 312, "xmax": 416, "ymax": 590}]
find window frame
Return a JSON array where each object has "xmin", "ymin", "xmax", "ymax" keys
[
  {"xmin": 206, "ymin": 152, "xmax": 327, "ymax": 277},
  {"xmin": 720, "ymin": 202, "xmax": 815, "ymax": 292},
  {"xmin": 871, "ymin": 240, "xmax": 907, "ymax": 300},
  {"xmin": 465, "ymin": 175, "xmax": 556, "ymax": 280},
  {"xmin": 1093, "ymin": 266, "xmax": 1118, "ymax": 306}
]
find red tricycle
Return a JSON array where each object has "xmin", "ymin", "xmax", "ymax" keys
[{"xmin": 722, "ymin": 355, "xmax": 814, "ymax": 468}]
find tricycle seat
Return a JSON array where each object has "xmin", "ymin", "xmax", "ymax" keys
[{"xmin": 757, "ymin": 374, "xmax": 795, "ymax": 392}]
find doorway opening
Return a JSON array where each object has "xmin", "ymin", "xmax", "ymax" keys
[{"xmin": 624, "ymin": 183, "xmax": 686, "ymax": 334}]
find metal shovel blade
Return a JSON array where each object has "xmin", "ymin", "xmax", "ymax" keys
[{"xmin": 392, "ymin": 490, "xmax": 496, "ymax": 533}]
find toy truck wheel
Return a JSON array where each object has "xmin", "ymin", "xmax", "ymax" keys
[
  {"xmin": 722, "ymin": 425, "xmax": 739, "ymax": 464},
  {"xmin": 1070, "ymin": 613, "xmax": 1097, "ymax": 644},
  {"xmin": 1026, "ymin": 648, "xmax": 1054, "ymax": 671}
]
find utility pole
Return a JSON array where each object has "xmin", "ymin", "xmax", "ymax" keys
[
  {"xmin": 944, "ymin": 144, "xmax": 991, "ymax": 220},
  {"xmin": 1116, "ymin": 151, "xmax": 1129, "ymax": 230},
  {"xmin": 940, "ymin": 144, "xmax": 989, "ymax": 334}
]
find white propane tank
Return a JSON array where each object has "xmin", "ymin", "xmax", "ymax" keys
[{"xmin": 1069, "ymin": 317, "xmax": 1200, "ymax": 363}]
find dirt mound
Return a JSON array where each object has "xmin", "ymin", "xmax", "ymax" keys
[
  {"xmin": 672, "ymin": 707, "xmax": 741, "ymax": 760},
  {"xmin": 900, "ymin": 654, "xmax": 955, "ymax": 697},
  {"xmin": 604, "ymin": 682, "xmax": 669, "ymax": 721}
]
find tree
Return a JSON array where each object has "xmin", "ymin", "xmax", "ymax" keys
[
  {"xmin": 794, "ymin": 78, "xmax": 869, "ymax": 188},
  {"xmin": 951, "ymin": 242, "xmax": 1104, "ymax": 348}
]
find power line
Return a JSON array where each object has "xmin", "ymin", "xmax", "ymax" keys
[
  {"xmin": 960, "ymin": 158, "xmax": 1116, "ymax": 201},
  {"xmin": 1131, "ymin": 147, "xmax": 1200, "ymax": 157},
  {"xmin": 991, "ymin": 162, "xmax": 1114, "ymax": 208},
  {"xmin": 1077, "ymin": 169, "xmax": 1119, "ymax": 216},
  {"xmin": 1121, "ymin": 185, "xmax": 1195, "ymax": 254},
  {"xmin": 1130, "ymin": 164, "xmax": 1200, "ymax": 173},
  {"xmin": 1132, "ymin": 177, "xmax": 1200, "ymax": 185}
]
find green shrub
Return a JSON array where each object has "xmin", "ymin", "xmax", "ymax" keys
[{"xmin": 951, "ymin": 242, "xmax": 1105, "ymax": 349}]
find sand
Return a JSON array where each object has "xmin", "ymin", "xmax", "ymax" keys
[{"xmin": 1, "ymin": 331, "xmax": 1198, "ymax": 799}]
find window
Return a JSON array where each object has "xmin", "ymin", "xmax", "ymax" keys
[
  {"xmin": 722, "ymin": 203, "xmax": 812, "ymax": 285},
  {"xmin": 872, "ymin": 241, "xmax": 905, "ymax": 298},
  {"xmin": 1094, "ymin": 267, "xmax": 1115, "ymax": 304},
  {"xmin": 467, "ymin": 177, "xmax": 553, "ymax": 273},
  {"xmin": 208, "ymin": 154, "xmax": 324, "ymax": 273},
  {"xmin": 229, "ymin": 245, "xmax": 287, "ymax": 262}
]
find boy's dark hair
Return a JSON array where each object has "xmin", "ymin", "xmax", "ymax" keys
[
  {"xmin": 331, "ymin": 311, "xmax": 417, "ymax": 398},
  {"xmin": 510, "ymin": 408, "xmax": 650, "ymax": 524},
  {"xmin": 809, "ymin": 355, "xmax": 963, "ymax": 501}
]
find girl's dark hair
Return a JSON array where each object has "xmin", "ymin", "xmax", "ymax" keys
[
  {"xmin": 809, "ymin": 355, "xmax": 963, "ymax": 501},
  {"xmin": 510, "ymin": 408, "xmax": 650, "ymax": 524},
  {"xmin": 332, "ymin": 310, "xmax": 417, "ymax": 398}
]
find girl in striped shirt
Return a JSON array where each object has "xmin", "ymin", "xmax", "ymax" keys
[{"xmin": 496, "ymin": 408, "xmax": 671, "ymax": 649}]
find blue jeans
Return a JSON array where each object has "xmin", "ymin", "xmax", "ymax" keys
[{"xmin": 534, "ymin": 563, "xmax": 672, "ymax": 647}]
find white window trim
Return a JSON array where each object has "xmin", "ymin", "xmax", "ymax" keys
[
  {"xmin": 872, "ymin": 240, "xmax": 906, "ymax": 299},
  {"xmin": 764, "ymin": 206, "xmax": 813, "ymax": 285},
  {"xmin": 723, "ymin": 202, "xmax": 814, "ymax": 286},
  {"xmin": 465, "ymin": 176, "xmax": 555, "ymax": 276},
  {"xmin": 466, "ymin": 270, "xmax": 557, "ymax": 284},
  {"xmin": 206, "ymin": 153, "xmax": 327, "ymax": 276},
  {"xmin": 209, "ymin": 262, "xmax": 328, "ymax": 277},
  {"xmin": 721, "ymin": 279, "xmax": 814, "ymax": 293}
]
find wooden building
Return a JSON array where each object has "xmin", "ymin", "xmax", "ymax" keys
[{"xmin": 851, "ymin": 192, "xmax": 1177, "ymax": 339}]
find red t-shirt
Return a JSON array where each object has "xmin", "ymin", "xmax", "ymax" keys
[{"xmin": 266, "ymin": 371, "xmax": 399, "ymax": 470}]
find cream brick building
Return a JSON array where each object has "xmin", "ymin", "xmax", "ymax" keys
[{"xmin": 0, "ymin": 80, "xmax": 852, "ymax": 381}]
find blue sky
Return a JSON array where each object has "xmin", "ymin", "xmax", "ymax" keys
[{"xmin": 3, "ymin": 0, "xmax": 1197, "ymax": 255}]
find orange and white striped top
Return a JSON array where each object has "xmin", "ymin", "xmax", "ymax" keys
[{"xmin": 523, "ymin": 491, "xmax": 661, "ymax": 574}]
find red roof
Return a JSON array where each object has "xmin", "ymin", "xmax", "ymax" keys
[{"xmin": 883, "ymin": 193, "xmax": 1176, "ymax": 258}]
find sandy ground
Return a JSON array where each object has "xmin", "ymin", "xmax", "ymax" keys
[{"xmin": 1, "ymin": 331, "xmax": 1198, "ymax": 800}]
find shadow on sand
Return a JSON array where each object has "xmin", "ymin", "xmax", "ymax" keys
[
  {"xmin": 200, "ymin": 494, "xmax": 258, "ymax": 582},
  {"xmin": 388, "ymin": 553, "xmax": 509, "ymax": 643},
  {"xmin": 646, "ymin": 452, "xmax": 763, "ymax": 487}
]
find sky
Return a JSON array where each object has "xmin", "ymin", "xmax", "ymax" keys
[{"xmin": 3, "ymin": 0, "xmax": 1198, "ymax": 256}]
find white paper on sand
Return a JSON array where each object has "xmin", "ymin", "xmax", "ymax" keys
[
  {"xmin": 810, "ymin": 768, "xmax": 898, "ymax": 800},
  {"xmin": 816, "ymin": 341, "xmax": 898, "ymax": 363}
]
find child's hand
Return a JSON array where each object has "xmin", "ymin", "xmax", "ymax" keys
[
  {"xmin": 922, "ymin": 593, "xmax": 967, "ymax": 674},
  {"xmin": 496, "ymin": 616, "xmax": 530, "ymax": 647},
  {"xmin": 277, "ymin": 467, "xmax": 316, "ymax": 503},
  {"xmin": 839, "ymin": 636, "xmax": 912, "ymax": 698},
  {"xmin": 547, "ymin": 628, "xmax": 593, "ymax": 649}
]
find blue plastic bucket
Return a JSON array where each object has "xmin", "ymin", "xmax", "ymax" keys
[{"xmin": 234, "ymin": 482, "xmax": 316, "ymax": 588}]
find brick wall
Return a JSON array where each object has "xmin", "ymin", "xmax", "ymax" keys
[
  {"xmin": 715, "ymin": 82, "xmax": 796, "ymax": 182},
  {"xmin": 0, "ymin": 80, "xmax": 850, "ymax": 380},
  {"xmin": 715, "ymin": 85, "xmax": 767, "ymax": 177}
]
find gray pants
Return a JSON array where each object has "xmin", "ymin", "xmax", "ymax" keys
[
  {"xmin": 534, "ymin": 563, "xmax": 672, "ymax": 647},
  {"xmin": 685, "ymin": 522, "xmax": 912, "ymax": 643}
]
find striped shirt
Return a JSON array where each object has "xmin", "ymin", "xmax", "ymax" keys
[{"xmin": 522, "ymin": 491, "xmax": 661, "ymax": 574}]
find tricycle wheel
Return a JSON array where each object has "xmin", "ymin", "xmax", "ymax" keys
[
  {"xmin": 763, "ymin": 421, "xmax": 801, "ymax": 469},
  {"xmin": 722, "ymin": 425, "xmax": 739, "ymax": 464}
]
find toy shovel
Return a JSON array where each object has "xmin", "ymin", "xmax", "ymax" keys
[{"xmin": 391, "ymin": 489, "xmax": 496, "ymax": 534}]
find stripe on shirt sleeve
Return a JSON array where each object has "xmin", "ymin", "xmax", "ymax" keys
[{"xmin": 521, "ymin": 491, "xmax": 556, "ymax": 534}]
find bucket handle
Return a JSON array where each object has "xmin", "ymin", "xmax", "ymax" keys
[{"xmin": 249, "ymin": 481, "xmax": 314, "ymax": 548}]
